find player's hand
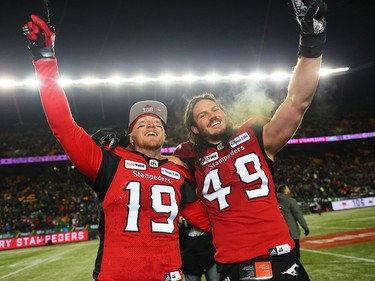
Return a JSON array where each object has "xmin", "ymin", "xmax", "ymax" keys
[
  {"xmin": 22, "ymin": 14, "xmax": 55, "ymax": 61},
  {"xmin": 91, "ymin": 128, "xmax": 129, "ymax": 150},
  {"xmin": 292, "ymin": 0, "xmax": 327, "ymax": 35},
  {"xmin": 291, "ymin": 0, "xmax": 328, "ymax": 58},
  {"xmin": 304, "ymin": 228, "xmax": 310, "ymax": 236}
]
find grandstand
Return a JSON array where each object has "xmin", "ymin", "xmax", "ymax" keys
[
  {"xmin": 1, "ymin": 26, "xmax": 375, "ymax": 246},
  {"xmin": 0, "ymin": 62, "xmax": 373, "ymax": 281},
  {"xmin": 1, "ymin": 75, "xmax": 374, "ymax": 239}
]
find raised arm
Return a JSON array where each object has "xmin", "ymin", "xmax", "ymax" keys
[
  {"xmin": 263, "ymin": 0, "xmax": 327, "ymax": 159},
  {"xmin": 23, "ymin": 14, "xmax": 102, "ymax": 182}
]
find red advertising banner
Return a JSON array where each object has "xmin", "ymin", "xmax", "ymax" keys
[{"xmin": 0, "ymin": 230, "xmax": 88, "ymax": 251}]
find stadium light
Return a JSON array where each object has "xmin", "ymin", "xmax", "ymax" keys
[
  {"xmin": 0, "ymin": 67, "xmax": 349, "ymax": 90},
  {"xmin": 319, "ymin": 67, "xmax": 350, "ymax": 77},
  {"xmin": 270, "ymin": 71, "xmax": 292, "ymax": 81},
  {"xmin": 0, "ymin": 78, "xmax": 39, "ymax": 89},
  {"xmin": 107, "ymin": 76, "xmax": 126, "ymax": 85}
]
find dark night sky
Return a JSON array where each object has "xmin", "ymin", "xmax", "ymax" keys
[{"xmin": 0, "ymin": 0, "xmax": 374, "ymax": 127}]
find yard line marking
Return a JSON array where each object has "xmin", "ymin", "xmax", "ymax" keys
[
  {"xmin": 1, "ymin": 246, "xmax": 48, "ymax": 256},
  {"xmin": 301, "ymin": 248, "xmax": 375, "ymax": 263},
  {"xmin": 344, "ymin": 216, "xmax": 375, "ymax": 222},
  {"xmin": 312, "ymin": 226, "xmax": 364, "ymax": 230},
  {"xmin": 0, "ymin": 243, "xmax": 86, "ymax": 280},
  {"xmin": 0, "ymin": 256, "xmax": 60, "ymax": 280}
]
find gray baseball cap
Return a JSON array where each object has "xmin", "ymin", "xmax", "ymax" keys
[{"xmin": 128, "ymin": 100, "xmax": 167, "ymax": 129}]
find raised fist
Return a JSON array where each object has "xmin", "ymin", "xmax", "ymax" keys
[{"xmin": 23, "ymin": 14, "xmax": 55, "ymax": 60}]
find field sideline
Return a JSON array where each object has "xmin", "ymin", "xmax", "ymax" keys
[{"xmin": 0, "ymin": 207, "xmax": 374, "ymax": 281}]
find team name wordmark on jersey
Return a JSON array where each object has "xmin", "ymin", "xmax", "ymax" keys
[
  {"xmin": 132, "ymin": 171, "xmax": 171, "ymax": 183},
  {"xmin": 206, "ymin": 146, "xmax": 244, "ymax": 170}
]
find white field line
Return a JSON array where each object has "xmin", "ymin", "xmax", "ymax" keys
[
  {"xmin": 312, "ymin": 226, "xmax": 365, "ymax": 230},
  {"xmin": 0, "ymin": 243, "xmax": 87, "ymax": 280},
  {"xmin": 315, "ymin": 216, "xmax": 375, "ymax": 223},
  {"xmin": 301, "ymin": 248, "xmax": 375, "ymax": 263},
  {"xmin": 1, "ymin": 246, "xmax": 49, "ymax": 257},
  {"xmin": 0, "ymin": 256, "xmax": 61, "ymax": 280},
  {"xmin": 344, "ymin": 216, "xmax": 375, "ymax": 222}
]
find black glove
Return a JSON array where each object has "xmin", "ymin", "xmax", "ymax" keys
[
  {"xmin": 291, "ymin": 0, "xmax": 327, "ymax": 58},
  {"xmin": 304, "ymin": 228, "xmax": 310, "ymax": 236},
  {"xmin": 91, "ymin": 128, "xmax": 130, "ymax": 150},
  {"xmin": 22, "ymin": 14, "xmax": 55, "ymax": 60}
]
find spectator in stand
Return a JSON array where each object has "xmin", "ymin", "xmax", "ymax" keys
[{"xmin": 277, "ymin": 184, "xmax": 310, "ymax": 260}]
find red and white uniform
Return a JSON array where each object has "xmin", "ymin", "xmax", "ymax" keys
[
  {"xmin": 34, "ymin": 59, "xmax": 210, "ymax": 281},
  {"xmin": 174, "ymin": 123, "xmax": 295, "ymax": 264}
]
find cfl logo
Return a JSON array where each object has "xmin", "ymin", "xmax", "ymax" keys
[{"xmin": 149, "ymin": 159, "xmax": 158, "ymax": 168}]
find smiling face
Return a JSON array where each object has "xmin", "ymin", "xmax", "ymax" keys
[
  {"xmin": 129, "ymin": 115, "xmax": 166, "ymax": 151},
  {"xmin": 190, "ymin": 99, "xmax": 229, "ymax": 144}
]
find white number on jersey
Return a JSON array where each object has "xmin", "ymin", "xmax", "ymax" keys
[
  {"xmin": 124, "ymin": 182, "xmax": 178, "ymax": 233},
  {"xmin": 202, "ymin": 153, "xmax": 270, "ymax": 210}
]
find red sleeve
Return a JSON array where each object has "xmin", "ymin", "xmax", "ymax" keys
[
  {"xmin": 173, "ymin": 142, "xmax": 198, "ymax": 158},
  {"xmin": 33, "ymin": 59, "xmax": 102, "ymax": 182},
  {"xmin": 180, "ymin": 200, "xmax": 211, "ymax": 232}
]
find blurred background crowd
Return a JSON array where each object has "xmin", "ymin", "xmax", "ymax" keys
[{"xmin": 0, "ymin": 92, "xmax": 374, "ymax": 235}]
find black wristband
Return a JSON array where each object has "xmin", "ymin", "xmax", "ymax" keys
[{"xmin": 298, "ymin": 32, "xmax": 326, "ymax": 58}]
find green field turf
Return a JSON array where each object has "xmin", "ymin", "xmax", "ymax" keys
[{"xmin": 0, "ymin": 207, "xmax": 374, "ymax": 281}]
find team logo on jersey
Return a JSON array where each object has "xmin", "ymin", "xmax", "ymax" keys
[
  {"xmin": 281, "ymin": 263, "xmax": 299, "ymax": 276},
  {"xmin": 229, "ymin": 132, "xmax": 250, "ymax": 148},
  {"xmin": 161, "ymin": 168, "xmax": 181, "ymax": 180},
  {"xmin": 124, "ymin": 160, "xmax": 147, "ymax": 170},
  {"xmin": 200, "ymin": 152, "xmax": 219, "ymax": 165},
  {"xmin": 149, "ymin": 159, "xmax": 159, "ymax": 168}
]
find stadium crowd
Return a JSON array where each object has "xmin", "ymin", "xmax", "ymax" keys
[
  {"xmin": 0, "ymin": 166, "xmax": 99, "ymax": 235},
  {"xmin": 0, "ymin": 102, "xmax": 374, "ymax": 234}
]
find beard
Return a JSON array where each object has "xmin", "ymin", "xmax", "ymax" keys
[
  {"xmin": 198, "ymin": 121, "xmax": 234, "ymax": 145},
  {"xmin": 132, "ymin": 136, "xmax": 164, "ymax": 151},
  {"xmin": 194, "ymin": 121, "xmax": 234, "ymax": 166},
  {"xmin": 141, "ymin": 139, "xmax": 164, "ymax": 150},
  {"xmin": 142, "ymin": 142, "xmax": 163, "ymax": 150}
]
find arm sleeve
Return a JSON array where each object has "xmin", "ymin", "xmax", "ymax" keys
[
  {"xmin": 33, "ymin": 59, "xmax": 102, "ymax": 182},
  {"xmin": 173, "ymin": 142, "xmax": 198, "ymax": 173},
  {"xmin": 290, "ymin": 198, "xmax": 309, "ymax": 231},
  {"xmin": 180, "ymin": 200, "xmax": 211, "ymax": 232}
]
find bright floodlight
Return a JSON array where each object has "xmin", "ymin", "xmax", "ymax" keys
[
  {"xmin": 0, "ymin": 67, "xmax": 349, "ymax": 90},
  {"xmin": 106, "ymin": 76, "xmax": 125, "ymax": 85},
  {"xmin": 180, "ymin": 74, "xmax": 200, "ymax": 83},
  {"xmin": 0, "ymin": 78, "xmax": 39, "ymax": 89},
  {"xmin": 270, "ymin": 71, "xmax": 292, "ymax": 81},
  {"xmin": 319, "ymin": 67, "xmax": 350, "ymax": 77}
]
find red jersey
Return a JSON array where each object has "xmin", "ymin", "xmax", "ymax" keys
[
  {"xmin": 34, "ymin": 59, "xmax": 210, "ymax": 281},
  {"xmin": 174, "ymin": 123, "xmax": 295, "ymax": 264}
]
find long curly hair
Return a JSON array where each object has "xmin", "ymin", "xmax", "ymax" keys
[{"xmin": 184, "ymin": 93, "xmax": 233, "ymax": 163}]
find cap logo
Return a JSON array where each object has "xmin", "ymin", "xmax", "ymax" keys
[{"xmin": 143, "ymin": 104, "xmax": 154, "ymax": 113}]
